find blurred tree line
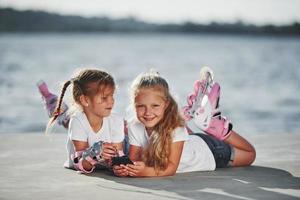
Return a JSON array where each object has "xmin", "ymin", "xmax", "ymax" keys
[{"xmin": 0, "ymin": 8, "xmax": 299, "ymax": 35}]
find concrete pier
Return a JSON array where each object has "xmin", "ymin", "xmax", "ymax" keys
[{"xmin": 0, "ymin": 133, "xmax": 299, "ymax": 200}]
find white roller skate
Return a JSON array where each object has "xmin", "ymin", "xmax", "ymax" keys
[{"xmin": 183, "ymin": 67, "xmax": 232, "ymax": 141}]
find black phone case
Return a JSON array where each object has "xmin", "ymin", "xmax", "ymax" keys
[{"xmin": 111, "ymin": 156, "xmax": 133, "ymax": 166}]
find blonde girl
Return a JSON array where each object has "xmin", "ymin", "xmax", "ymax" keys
[
  {"xmin": 113, "ymin": 71, "xmax": 255, "ymax": 177},
  {"xmin": 49, "ymin": 69, "xmax": 125, "ymax": 173}
]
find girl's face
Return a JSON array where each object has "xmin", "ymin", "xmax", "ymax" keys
[
  {"xmin": 135, "ymin": 88, "xmax": 169, "ymax": 132},
  {"xmin": 85, "ymin": 85, "xmax": 115, "ymax": 118}
]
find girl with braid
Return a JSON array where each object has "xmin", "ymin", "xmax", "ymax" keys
[
  {"xmin": 47, "ymin": 69, "xmax": 125, "ymax": 173},
  {"xmin": 40, "ymin": 67, "xmax": 255, "ymax": 176}
]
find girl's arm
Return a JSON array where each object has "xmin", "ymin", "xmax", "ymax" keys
[
  {"xmin": 112, "ymin": 144, "xmax": 142, "ymax": 177},
  {"xmin": 129, "ymin": 145, "xmax": 143, "ymax": 161},
  {"xmin": 72, "ymin": 140, "xmax": 93, "ymax": 171},
  {"xmin": 126, "ymin": 141, "xmax": 184, "ymax": 177},
  {"xmin": 102, "ymin": 142, "xmax": 123, "ymax": 167},
  {"xmin": 73, "ymin": 140, "xmax": 119, "ymax": 171},
  {"xmin": 112, "ymin": 142, "xmax": 123, "ymax": 153}
]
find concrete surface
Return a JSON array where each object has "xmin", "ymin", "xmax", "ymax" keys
[{"xmin": 0, "ymin": 133, "xmax": 299, "ymax": 200}]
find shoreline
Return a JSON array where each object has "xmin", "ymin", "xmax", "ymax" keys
[{"xmin": 0, "ymin": 133, "xmax": 299, "ymax": 199}]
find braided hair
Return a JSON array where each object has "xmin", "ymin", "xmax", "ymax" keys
[{"xmin": 49, "ymin": 68, "xmax": 115, "ymax": 125}]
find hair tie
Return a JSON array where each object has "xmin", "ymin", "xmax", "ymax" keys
[
  {"xmin": 71, "ymin": 78, "xmax": 78, "ymax": 84},
  {"xmin": 71, "ymin": 78, "xmax": 84, "ymax": 95}
]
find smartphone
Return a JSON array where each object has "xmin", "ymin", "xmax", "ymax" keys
[{"xmin": 111, "ymin": 155, "xmax": 133, "ymax": 166}]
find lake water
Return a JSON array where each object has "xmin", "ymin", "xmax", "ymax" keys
[{"xmin": 0, "ymin": 33, "xmax": 300, "ymax": 135}]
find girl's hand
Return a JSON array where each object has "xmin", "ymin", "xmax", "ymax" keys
[
  {"xmin": 101, "ymin": 143, "xmax": 118, "ymax": 161},
  {"xmin": 125, "ymin": 161, "xmax": 146, "ymax": 177},
  {"xmin": 112, "ymin": 165, "xmax": 129, "ymax": 177}
]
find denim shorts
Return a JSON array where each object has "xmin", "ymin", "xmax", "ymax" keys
[{"xmin": 193, "ymin": 133, "xmax": 234, "ymax": 168}]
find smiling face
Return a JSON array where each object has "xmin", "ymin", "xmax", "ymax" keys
[{"xmin": 134, "ymin": 88, "xmax": 169, "ymax": 133}]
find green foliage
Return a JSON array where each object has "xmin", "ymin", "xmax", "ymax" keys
[{"xmin": 0, "ymin": 7, "xmax": 299, "ymax": 35}]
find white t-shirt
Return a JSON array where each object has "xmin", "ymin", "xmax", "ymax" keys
[
  {"xmin": 65, "ymin": 111, "xmax": 124, "ymax": 168},
  {"xmin": 128, "ymin": 120, "xmax": 216, "ymax": 173}
]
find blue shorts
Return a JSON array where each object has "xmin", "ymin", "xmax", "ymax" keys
[{"xmin": 193, "ymin": 133, "xmax": 234, "ymax": 168}]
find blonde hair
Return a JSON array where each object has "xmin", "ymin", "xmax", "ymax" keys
[
  {"xmin": 48, "ymin": 68, "xmax": 115, "ymax": 126},
  {"xmin": 131, "ymin": 71, "xmax": 185, "ymax": 172}
]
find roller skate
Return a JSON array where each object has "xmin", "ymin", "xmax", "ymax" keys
[
  {"xmin": 183, "ymin": 67, "xmax": 232, "ymax": 141},
  {"xmin": 37, "ymin": 80, "xmax": 69, "ymax": 129}
]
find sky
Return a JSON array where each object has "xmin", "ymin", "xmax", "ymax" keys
[{"xmin": 1, "ymin": 0, "xmax": 300, "ymax": 25}]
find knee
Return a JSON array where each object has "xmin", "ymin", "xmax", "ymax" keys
[
  {"xmin": 233, "ymin": 145, "xmax": 256, "ymax": 167},
  {"xmin": 248, "ymin": 147, "xmax": 256, "ymax": 165}
]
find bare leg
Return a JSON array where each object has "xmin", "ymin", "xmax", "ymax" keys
[{"xmin": 224, "ymin": 130, "xmax": 256, "ymax": 167}]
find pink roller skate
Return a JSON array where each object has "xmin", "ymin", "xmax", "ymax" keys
[
  {"xmin": 183, "ymin": 67, "xmax": 232, "ymax": 141},
  {"xmin": 37, "ymin": 80, "xmax": 69, "ymax": 129}
]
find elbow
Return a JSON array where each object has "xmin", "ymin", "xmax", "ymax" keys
[
  {"xmin": 156, "ymin": 168, "xmax": 177, "ymax": 177},
  {"xmin": 164, "ymin": 163, "xmax": 179, "ymax": 176},
  {"xmin": 166, "ymin": 169, "xmax": 177, "ymax": 176},
  {"xmin": 163, "ymin": 167, "xmax": 177, "ymax": 177},
  {"xmin": 159, "ymin": 171, "xmax": 176, "ymax": 177},
  {"xmin": 169, "ymin": 171, "xmax": 176, "ymax": 176}
]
